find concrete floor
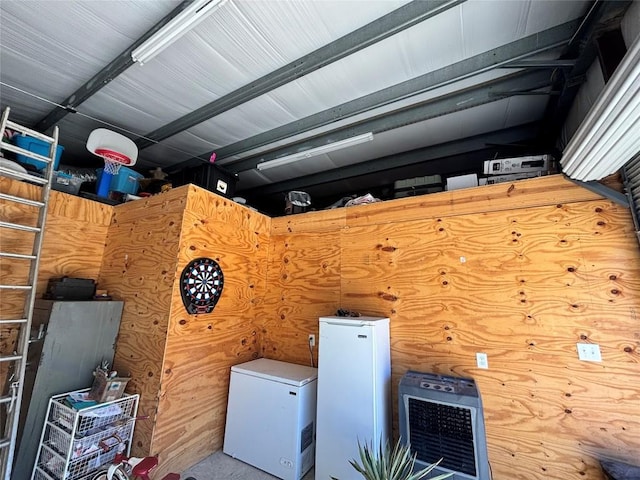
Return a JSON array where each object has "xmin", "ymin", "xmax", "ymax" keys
[{"xmin": 181, "ymin": 451, "xmax": 315, "ymax": 480}]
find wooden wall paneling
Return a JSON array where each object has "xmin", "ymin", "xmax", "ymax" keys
[
  {"xmin": 270, "ymin": 208, "xmax": 345, "ymax": 234},
  {"xmin": 98, "ymin": 188, "xmax": 187, "ymax": 458},
  {"xmin": 339, "ymin": 199, "xmax": 640, "ymax": 480},
  {"xmin": 1, "ymin": 178, "xmax": 112, "ymax": 390},
  {"xmin": 488, "ymin": 433, "xmax": 609, "ymax": 480},
  {"xmin": 0, "ymin": 179, "xmax": 112, "ymax": 312},
  {"xmin": 394, "ymin": 347, "xmax": 640, "ymax": 439},
  {"xmin": 151, "ymin": 186, "xmax": 271, "ymax": 477},
  {"xmin": 37, "ymin": 192, "xmax": 112, "ymax": 295},
  {"xmin": 267, "ymin": 211, "xmax": 344, "ymax": 365},
  {"xmin": 345, "ymin": 175, "xmax": 605, "ymax": 226},
  {"xmin": 113, "ymin": 328, "xmax": 165, "ymax": 453},
  {"xmin": 264, "ymin": 177, "xmax": 640, "ymax": 480},
  {"xmin": 261, "ymin": 230, "xmax": 342, "ymax": 365}
]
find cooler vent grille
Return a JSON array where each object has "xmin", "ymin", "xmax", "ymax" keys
[{"xmin": 408, "ymin": 398, "xmax": 476, "ymax": 477}]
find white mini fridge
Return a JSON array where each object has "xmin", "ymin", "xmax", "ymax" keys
[
  {"xmin": 223, "ymin": 358, "xmax": 318, "ymax": 480},
  {"xmin": 315, "ymin": 316, "xmax": 391, "ymax": 480}
]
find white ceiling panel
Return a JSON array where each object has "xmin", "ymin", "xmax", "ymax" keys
[
  {"xmin": 525, "ymin": 0, "xmax": 591, "ymax": 35},
  {"xmin": 139, "ymin": 131, "xmax": 220, "ymax": 168},
  {"xmin": 83, "ymin": 0, "xmax": 410, "ymax": 133},
  {"xmin": 461, "ymin": 1, "xmax": 588, "ymax": 56},
  {"xmin": 0, "ymin": 0, "xmax": 622, "ymax": 214},
  {"xmin": 169, "ymin": 0, "xmax": 585, "ymax": 161},
  {"xmin": 0, "ymin": 1, "xmax": 176, "ymax": 120},
  {"xmin": 192, "ymin": 68, "xmax": 520, "ymax": 165},
  {"xmin": 237, "ymin": 96, "xmax": 548, "ymax": 190}
]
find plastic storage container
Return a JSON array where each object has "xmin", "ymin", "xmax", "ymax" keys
[
  {"xmin": 51, "ymin": 171, "xmax": 83, "ymax": 195},
  {"xmin": 96, "ymin": 166, "xmax": 143, "ymax": 194},
  {"xmin": 13, "ymin": 134, "xmax": 64, "ymax": 171},
  {"xmin": 170, "ymin": 163, "xmax": 238, "ymax": 198}
]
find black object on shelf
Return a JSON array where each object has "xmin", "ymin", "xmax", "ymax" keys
[
  {"xmin": 44, "ymin": 277, "xmax": 96, "ymax": 300},
  {"xmin": 170, "ymin": 162, "xmax": 238, "ymax": 198},
  {"xmin": 80, "ymin": 191, "xmax": 122, "ymax": 205}
]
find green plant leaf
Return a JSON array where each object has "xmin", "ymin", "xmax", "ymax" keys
[{"xmin": 348, "ymin": 438, "xmax": 453, "ymax": 480}]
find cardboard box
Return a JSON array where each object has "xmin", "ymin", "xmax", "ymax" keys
[{"xmin": 89, "ymin": 374, "xmax": 130, "ymax": 403}]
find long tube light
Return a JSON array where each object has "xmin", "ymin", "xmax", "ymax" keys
[
  {"xmin": 132, "ymin": 0, "xmax": 228, "ymax": 65},
  {"xmin": 561, "ymin": 34, "xmax": 640, "ymax": 181},
  {"xmin": 256, "ymin": 132, "xmax": 375, "ymax": 171}
]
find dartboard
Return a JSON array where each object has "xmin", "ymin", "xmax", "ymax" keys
[{"xmin": 180, "ymin": 257, "xmax": 224, "ymax": 314}]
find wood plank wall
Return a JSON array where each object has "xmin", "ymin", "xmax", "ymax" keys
[
  {"xmin": 265, "ymin": 175, "xmax": 640, "ymax": 480},
  {"xmin": 97, "ymin": 187, "xmax": 188, "ymax": 458},
  {"xmin": 3, "ymin": 174, "xmax": 638, "ymax": 480},
  {"xmin": 96, "ymin": 185, "xmax": 271, "ymax": 477},
  {"xmin": 261, "ymin": 209, "xmax": 345, "ymax": 364},
  {"xmin": 153, "ymin": 186, "xmax": 270, "ymax": 477},
  {"xmin": 0, "ymin": 178, "xmax": 112, "ymax": 386}
]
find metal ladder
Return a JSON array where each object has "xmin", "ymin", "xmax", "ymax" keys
[{"xmin": 0, "ymin": 106, "xmax": 58, "ymax": 480}]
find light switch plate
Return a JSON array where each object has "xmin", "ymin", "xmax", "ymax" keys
[
  {"xmin": 577, "ymin": 343, "xmax": 602, "ymax": 362},
  {"xmin": 476, "ymin": 352, "xmax": 489, "ymax": 369}
]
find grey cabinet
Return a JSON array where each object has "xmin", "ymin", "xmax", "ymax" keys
[{"xmin": 12, "ymin": 300, "xmax": 123, "ymax": 480}]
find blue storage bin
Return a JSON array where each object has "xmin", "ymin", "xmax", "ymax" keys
[
  {"xmin": 13, "ymin": 134, "xmax": 63, "ymax": 171},
  {"xmin": 96, "ymin": 166, "xmax": 143, "ymax": 195}
]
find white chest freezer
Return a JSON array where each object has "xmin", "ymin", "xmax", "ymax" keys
[{"xmin": 223, "ymin": 358, "xmax": 318, "ymax": 480}]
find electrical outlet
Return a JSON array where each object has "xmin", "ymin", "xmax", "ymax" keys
[
  {"xmin": 308, "ymin": 334, "xmax": 316, "ymax": 347},
  {"xmin": 476, "ymin": 352, "xmax": 489, "ymax": 369},
  {"xmin": 577, "ymin": 343, "xmax": 602, "ymax": 362}
]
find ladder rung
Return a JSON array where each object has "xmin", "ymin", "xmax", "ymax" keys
[
  {"xmin": 0, "ymin": 437, "xmax": 10, "ymax": 449},
  {"xmin": 0, "ymin": 354, "xmax": 22, "ymax": 363},
  {"xmin": 0, "ymin": 395, "xmax": 12, "ymax": 405},
  {"xmin": 0, "ymin": 252, "xmax": 37, "ymax": 260},
  {"xmin": 6, "ymin": 119, "xmax": 56, "ymax": 143},
  {"xmin": 0, "ymin": 192, "xmax": 45, "ymax": 208},
  {"xmin": 0, "ymin": 166, "xmax": 48, "ymax": 185},
  {"xmin": 0, "ymin": 141, "xmax": 53, "ymax": 165},
  {"xmin": 0, "ymin": 221, "xmax": 41, "ymax": 233},
  {"xmin": 0, "ymin": 285, "xmax": 33, "ymax": 291},
  {"xmin": 0, "ymin": 318, "xmax": 28, "ymax": 325}
]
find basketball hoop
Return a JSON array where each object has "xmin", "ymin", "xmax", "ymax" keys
[{"xmin": 87, "ymin": 129, "xmax": 138, "ymax": 198}]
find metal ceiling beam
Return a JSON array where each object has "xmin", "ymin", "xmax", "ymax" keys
[
  {"xmin": 568, "ymin": 178, "xmax": 629, "ymax": 207},
  {"xmin": 205, "ymin": 19, "xmax": 579, "ymax": 164},
  {"xmin": 229, "ymin": 69, "xmax": 553, "ymax": 173},
  {"xmin": 489, "ymin": 90, "xmax": 561, "ymax": 97},
  {"xmin": 503, "ymin": 59, "xmax": 577, "ymax": 68},
  {"xmin": 135, "ymin": 0, "xmax": 466, "ymax": 149},
  {"xmin": 33, "ymin": 1, "xmax": 194, "ymax": 133},
  {"xmin": 239, "ymin": 122, "xmax": 540, "ymax": 196}
]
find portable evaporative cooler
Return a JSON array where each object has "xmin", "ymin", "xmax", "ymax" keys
[{"xmin": 399, "ymin": 371, "xmax": 490, "ymax": 480}]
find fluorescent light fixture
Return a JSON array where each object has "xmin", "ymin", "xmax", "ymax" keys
[
  {"xmin": 561, "ymin": 34, "xmax": 640, "ymax": 181},
  {"xmin": 256, "ymin": 132, "xmax": 375, "ymax": 171},
  {"xmin": 132, "ymin": 0, "xmax": 228, "ymax": 65}
]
